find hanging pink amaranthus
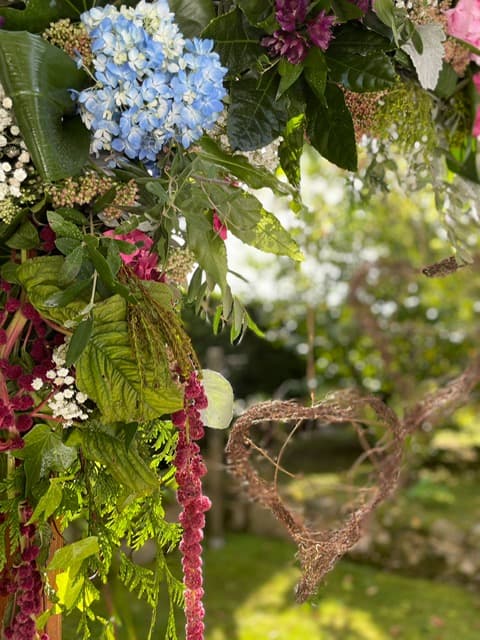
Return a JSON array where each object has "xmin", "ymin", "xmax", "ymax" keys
[{"xmin": 172, "ymin": 373, "xmax": 211, "ymax": 640}]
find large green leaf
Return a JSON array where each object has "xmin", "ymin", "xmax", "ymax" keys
[
  {"xmin": 168, "ymin": 0, "xmax": 215, "ymax": 38},
  {"xmin": 331, "ymin": 22, "xmax": 394, "ymax": 51},
  {"xmin": 331, "ymin": 0, "xmax": 364, "ymax": 21},
  {"xmin": 304, "ymin": 48, "xmax": 328, "ymax": 100},
  {"xmin": 325, "ymin": 49, "xmax": 397, "ymax": 92},
  {"xmin": 202, "ymin": 7, "xmax": 264, "ymax": 75},
  {"xmin": 75, "ymin": 295, "xmax": 183, "ymax": 423},
  {"xmin": 279, "ymin": 113, "xmax": 306, "ymax": 188},
  {"xmin": 17, "ymin": 256, "xmax": 90, "ymax": 325},
  {"xmin": 48, "ymin": 537, "xmax": 99, "ymax": 578},
  {"xmin": 184, "ymin": 210, "xmax": 228, "ymax": 292},
  {"xmin": 72, "ymin": 424, "xmax": 159, "ymax": 495},
  {"xmin": 306, "ymin": 83, "xmax": 357, "ymax": 171},
  {"xmin": 0, "ymin": 32, "xmax": 90, "ymax": 181},
  {"xmin": 325, "ymin": 25, "xmax": 396, "ymax": 92},
  {"xmin": 197, "ymin": 137, "xmax": 292, "ymax": 195},
  {"xmin": 0, "ymin": 0, "xmax": 84, "ymax": 32},
  {"xmin": 215, "ymin": 187, "xmax": 303, "ymax": 260},
  {"xmin": 15, "ymin": 424, "xmax": 78, "ymax": 495},
  {"xmin": 236, "ymin": 0, "xmax": 273, "ymax": 26},
  {"xmin": 227, "ymin": 71, "xmax": 290, "ymax": 151},
  {"xmin": 177, "ymin": 158, "xmax": 303, "ymax": 260},
  {"xmin": 200, "ymin": 369, "xmax": 234, "ymax": 429}
]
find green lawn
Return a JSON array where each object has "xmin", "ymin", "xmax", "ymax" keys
[
  {"xmin": 203, "ymin": 534, "xmax": 480, "ymax": 640},
  {"xmin": 64, "ymin": 532, "xmax": 480, "ymax": 639}
]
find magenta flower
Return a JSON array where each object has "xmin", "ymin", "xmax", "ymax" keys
[
  {"xmin": 104, "ymin": 229, "xmax": 160, "ymax": 280},
  {"xmin": 307, "ymin": 11, "xmax": 336, "ymax": 50},
  {"xmin": 262, "ymin": 30, "xmax": 310, "ymax": 64},
  {"xmin": 213, "ymin": 211, "xmax": 227, "ymax": 241},
  {"xmin": 276, "ymin": 0, "xmax": 308, "ymax": 32},
  {"xmin": 173, "ymin": 372, "xmax": 210, "ymax": 640},
  {"xmin": 262, "ymin": 1, "xmax": 336, "ymax": 62}
]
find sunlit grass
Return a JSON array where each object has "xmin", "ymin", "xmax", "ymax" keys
[
  {"xmin": 64, "ymin": 533, "xmax": 480, "ymax": 639},
  {"xmin": 204, "ymin": 534, "xmax": 480, "ymax": 640}
]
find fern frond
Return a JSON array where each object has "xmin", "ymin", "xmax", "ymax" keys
[{"xmin": 118, "ymin": 552, "xmax": 157, "ymax": 607}]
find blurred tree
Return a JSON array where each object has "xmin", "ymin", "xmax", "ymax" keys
[{"xmin": 190, "ymin": 144, "xmax": 480, "ymax": 462}]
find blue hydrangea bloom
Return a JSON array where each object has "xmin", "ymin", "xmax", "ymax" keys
[{"xmin": 77, "ymin": 1, "xmax": 227, "ymax": 165}]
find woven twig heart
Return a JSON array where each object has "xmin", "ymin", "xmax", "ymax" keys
[{"xmin": 226, "ymin": 360, "xmax": 480, "ymax": 602}]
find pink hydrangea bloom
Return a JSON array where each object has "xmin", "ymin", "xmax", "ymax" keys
[
  {"xmin": 445, "ymin": 0, "xmax": 480, "ymax": 64},
  {"xmin": 103, "ymin": 229, "xmax": 160, "ymax": 280}
]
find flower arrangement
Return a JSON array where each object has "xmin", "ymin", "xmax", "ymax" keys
[{"xmin": 0, "ymin": 0, "xmax": 478, "ymax": 638}]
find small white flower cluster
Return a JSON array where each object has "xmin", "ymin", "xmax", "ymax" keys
[
  {"xmin": 32, "ymin": 343, "xmax": 90, "ymax": 427},
  {"xmin": 0, "ymin": 82, "xmax": 32, "ymax": 201}
]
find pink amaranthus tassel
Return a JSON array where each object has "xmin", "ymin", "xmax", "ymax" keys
[{"xmin": 173, "ymin": 373, "xmax": 211, "ymax": 640}]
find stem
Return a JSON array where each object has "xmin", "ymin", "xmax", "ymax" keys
[
  {"xmin": 0, "ymin": 370, "xmax": 9, "ymax": 406},
  {"xmin": 0, "ymin": 310, "xmax": 28, "ymax": 360},
  {"xmin": 29, "ymin": 413, "xmax": 63, "ymax": 423},
  {"xmin": 44, "ymin": 522, "xmax": 64, "ymax": 640}
]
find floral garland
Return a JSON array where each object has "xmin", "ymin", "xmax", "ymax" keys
[{"xmin": 0, "ymin": 0, "xmax": 478, "ymax": 639}]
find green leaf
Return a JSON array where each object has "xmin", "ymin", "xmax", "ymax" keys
[
  {"xmin": 184, "ymin": 211, "xmax": 228, "ymax": 292},
  {"xmin": 277, "ymin": 59, "xmax": 304, "ymax": 98},
  {"xmin": 30, "ymin": 480, "xmax": 63, "ymax": 523},
  {"xmin": 279, "ymin": 113, "xmax": 306, "ymax": 188},
  {"xmin": 55, "ymin": 207, "xmax": 89, "ymax": 227},
  {"xmin": 329, "ymin": 22, "xmax": 395, "ymax": 51},
  {"xmin": 47, "ymin": 211, "xmax": 83, "ymax": 240},
  {"xmin": 434, "ymin": 62, "xmax": 459, "ymax": 99},
  {"xmin": 168, "ymin": 0, "xmax": 215, "ymax": 38},
  {"xmin": 200, "ymin": 369, "xmax": 234, "ymax": 429},
  {"xmin": 212, "ymin": 304, "xmax": 223, "ymax": 334},
  {"xmin": 325, "ymin": 48, "xmax": 397, "ymax": 92},
  {"xmin": 202, "ymin": 8, "xmax": 264, "ymax": 75},
  {"xmin": 220, "ymin": 189, "xmax": 303, "ymax": 260},
  {"xmin": 178, "ymin": 161, "xmax": 303, "ymax": 261},
  {"xmin": 306, "ymin": 83, "xmax": 357, "ymax": 171},
  {"xmin": 48, "ymin": 536, "xmax": 99, "ymax": 578},
  {"xmin": 0, "ymin": 261, "xmax": 20, "ymax": 284},
  {"xmin": 230, "ymin": 297, "xmax": 245, "ymax": 342},
  {"xmin": 84, "ymin": 236, "xmax": 132, "ymax": 300},
  {"xmin": 5, "ymin": 220, "xmax": 39, "ymax": 249},
  {"xmin": 75, "ymin": 295, "xmax": 183, "ymax": 422},
  {"xmin": 73, "ymin": 424, "xmax": 159, "ymax": 495},
  {"xmin": 227, "ymin": 71, "xmax": 290, "ymax": 151},
  {"xmin": 198, "ymin": 137, "xmax": 292, "ymax": 195},
  {"xmin": 15, "ymin": 424, "xmax": 78, "ymax": 495},
  {"xmin": 43, "ymin": 277, "xmax": 91, "ymax": 308},
  {"xmin": 0, "ymin": 0, "xmax": 83, "ymax": 32},
  {"xmin": 373, "ymin": 0, "xmax": 399, "ymax": 42},
  {"xmin": 0, "ymin": 32, "xmax": 89, "ymax": 181},
  {"xmin": 103, "ymin": 238, "xmax": 122, "ymax": 277},
  {"xmin": 59, "ymin": 245, "xmax": 86, "ymax": 286},
  {"xmin": 304, "ymin": 48, "xmax": 328, "ymax": 100},
  {"xmin": 17, "ymin": 256, "xmax": 91, "ymax": 324},
  {"xmin": 55, "ymin": 572, "xmax": 84, "ymax": 611},
  {"xmin": 55, "ymin": 237, "xmax": 82, "ymax": 255},
  {"xmin": 186, "ymin": 266, "xmax": 204, "ymax": 304},
  {"xmin": 332, "ymin": 0, "xmax": 364, "ymax": 21},
  {"xmin": 65, "ymin": 316, "xmax": 94, "ymax": 367},
  {"xmin": 236, "ymin": 0, "xmax": 273, "ymax": 26}
]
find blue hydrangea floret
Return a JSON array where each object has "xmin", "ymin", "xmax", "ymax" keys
[{"xmin": 77, "ymin": 0, "xmax": 227, "ymax": 163}]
